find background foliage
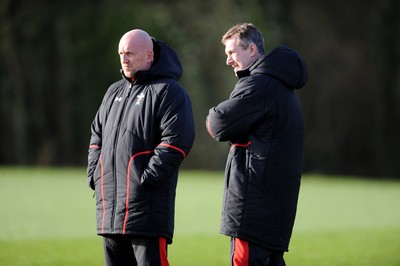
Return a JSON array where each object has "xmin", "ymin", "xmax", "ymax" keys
[{"xmin": 1, "ymin": 0, "xmax": 399, "ymax": 177}]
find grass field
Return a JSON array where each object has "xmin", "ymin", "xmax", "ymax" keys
[{"xmin": 0, "ymin": 167, "xmax": 400, "ymax": 265}]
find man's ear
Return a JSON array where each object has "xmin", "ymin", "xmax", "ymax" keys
[
  {"xmin": 249, "ymin": 43, "xmax": 258, "ymax": 56},
  {"xmin": 147, "ymin": 50, "xmax": 154, "ymax": 63}
]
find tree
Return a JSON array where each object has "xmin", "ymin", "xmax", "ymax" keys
[{"xmin": 0, "ymin": 0, "xmax": 399, "ymax": 177}]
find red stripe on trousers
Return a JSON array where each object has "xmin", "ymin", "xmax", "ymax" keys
[
  {"xmin": 233, "ymin": 238, "xmax": 249, "ymax": 266},
  {"xmin": 159, "ymin": 237, "xmax": 169, "ymax": 266}
]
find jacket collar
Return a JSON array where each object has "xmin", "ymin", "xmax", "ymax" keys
[{"xmin": 236, "ymin": 56, "xmax": 266, "ymax": 79}]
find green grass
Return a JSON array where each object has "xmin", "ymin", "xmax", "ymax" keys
[{"xmin": 0, "ymin": 168, "xmax": 400, "ymax": 265}]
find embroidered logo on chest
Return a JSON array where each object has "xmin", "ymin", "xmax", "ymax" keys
[{"xmin": 135, "ymin": 92, "xmax": 145, "ymax": 106}]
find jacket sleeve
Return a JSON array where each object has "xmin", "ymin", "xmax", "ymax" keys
[
  {"xmin": 206, "ymin": 77, "xmax": 273, "ymax": 142},
  {"xmin": 141, "ymin": 83, "xmax": 195, "ymax": 187},
  {"xmin": 87, "ymin": 95, "xmax": 107, "ymax": 190}
]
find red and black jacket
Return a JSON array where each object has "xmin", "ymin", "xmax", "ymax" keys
[{"xmin": 87, "ymin": 39, "xmax": 195, "ymax": 243}]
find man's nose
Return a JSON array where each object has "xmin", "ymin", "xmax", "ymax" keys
[
  {"xmin": 121, "ymin": 54, "xmax": 128, "ymax": 63},
  {"xmin": 226, "ymin": 55, "xmax": 233, "ymax": 66}
]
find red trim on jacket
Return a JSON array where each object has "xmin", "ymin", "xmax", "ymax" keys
[
  {"xmin": 122, "ymin": 150, "xmax": 154, "ymax": 234},
  {"xmin": 206, "ymin": 118, "xmax": 214, "ymax": 138},
  {"xmin": 89, "ymin": 144, "xmax": 100, "ymax": 149},
  {"xmin": 230, "ymin": 141, "xmax": 251, "ymax": 151},
  {"xmin": 158, "ymin": 143, "xmax": 187, "ymax": 158}
]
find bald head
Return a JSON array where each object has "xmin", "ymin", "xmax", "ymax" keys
[{"xmin": 118, "ymin": 29, "xmax": 154, "ymax": 78}]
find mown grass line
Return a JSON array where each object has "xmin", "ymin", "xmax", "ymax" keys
[{"xmin": 0, "ymin": 168, "xmax": 399, "ymax": 265}]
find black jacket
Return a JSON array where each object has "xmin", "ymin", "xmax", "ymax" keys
[
  {"xmin": 207, "ymin": 45, "xmax": 307, "ymax": 251},
  {"xmin": 87, "ymin": 39, "xmax": 195, "ymax": 243}
]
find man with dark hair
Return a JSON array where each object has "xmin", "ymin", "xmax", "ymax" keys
[
  {"xmin": 207, "ymin": 23, "xmax": 308, "ymax": 265},
  {"xmin": 87, "ymin": 29, "xmax": 195, "ymax": 266}
]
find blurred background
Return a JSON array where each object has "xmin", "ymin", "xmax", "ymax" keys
[{"xmin": 0, "ymin": 0, "xmax": 399, "ymax": 178}]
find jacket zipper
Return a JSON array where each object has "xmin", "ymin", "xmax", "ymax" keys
[{"xmin": 111, "ymin": 82, "xmax": 133, "ymax": 233}]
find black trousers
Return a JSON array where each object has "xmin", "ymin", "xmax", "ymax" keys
[
  {"xmin": 103, "ymin": 235, "xmax": 169, "ymax": 266},
  {"xmin": 231, "ymin": 237, "xmax": 286, "ymax": 266}
]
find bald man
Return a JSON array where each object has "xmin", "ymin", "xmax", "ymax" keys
[
  {"xmin": 87, "ymin": 29, "xmax": 195, "ymax": 266},
  {"xmin": 118, "ymin": 30, "xmax": 154, "ymax": 78}
]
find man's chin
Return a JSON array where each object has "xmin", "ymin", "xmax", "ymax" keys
[{"xmin": 123, "ymin": 71, "xmax": 133, "ymax": 78}]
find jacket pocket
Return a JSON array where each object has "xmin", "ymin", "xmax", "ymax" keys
[
  {"xmin": 247, "ymin": 148, "xmax": 270, "ymax": 196},
  {"xmin": 93, "ymin": 154, "xmax": 103, "ymax": 188}
]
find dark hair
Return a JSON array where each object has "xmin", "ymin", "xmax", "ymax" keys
[{"xmin": 222, "ymin": 23, "xmax": 265, "ymax": 55}]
